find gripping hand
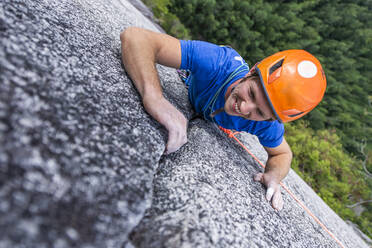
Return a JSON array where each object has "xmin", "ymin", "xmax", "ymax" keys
[
  {"xmin": 254, "ymin": 172, "xmax": 283, "ymax": 210},
  {"xmin": 143, "ymin": 96, "xmax": 188, "ymax": 154}
]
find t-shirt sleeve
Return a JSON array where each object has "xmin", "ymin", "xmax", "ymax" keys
[
  {"xmin": 255, "ymin": 121, "xmax": 285, "ymax": 148},
  {"xmin": 180, "ymin": 40, "xmax": 224, "ymax": 76}
]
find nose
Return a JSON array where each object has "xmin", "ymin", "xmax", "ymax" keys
[{"xmin": 240, "ymin": 100, "xmax": 255, "ymax": 115}]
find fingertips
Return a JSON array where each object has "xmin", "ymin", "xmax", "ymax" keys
[
  {"xmin": 164, "ymin": 133, "xmax": 188, "ymax": 155},
  {"xmin": 254, "ymin": 173, "xmax": 264, "ymax": 182},
  {"xmin": 272, "ymin": 190, "xmax": 283, "ymax": 211},
  {"xmin": 266, "ymin": 187, "xmax": 274, "ymax": 202}
]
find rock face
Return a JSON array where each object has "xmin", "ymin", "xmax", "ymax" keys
[{"xmin": 0, "ymin": 0, "xmax": 368, "ymax": 247}]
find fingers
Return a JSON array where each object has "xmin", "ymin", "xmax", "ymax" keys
[
  {"xmin": 165, "ymin": 127, "xmax": 187, "ymax": 154},
  {"xmin": 272, "ymin": 188, "xmax": 283, "ymax": 210},
  {"xmin": 266, "ymin": 185, "xmax": 283, "ymax": 210},
  {"xmin": 254, "ymin": 173, "xmax": 264, "ymax": 182},
  {"xmin": 142, "ymin": 97, "xmax": 188, "ymax": 155},
  {"xmin": 254, "ymin": 172, "xmax": 283, "ymax": 210},
  {"xmin": 266, "ymin": 187, "xmax": 275, "ymax": 202}
]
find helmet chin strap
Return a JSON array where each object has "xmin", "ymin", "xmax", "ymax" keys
[
  {"xmin": 204, "ymin": 63, "xmax": 250, "ymax": 121},
  {"xmin": 210, "ymin": 107, "xmax": 225, "ymax": 118}
]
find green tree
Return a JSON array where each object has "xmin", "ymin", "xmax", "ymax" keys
[{"xmin": 286, "ymin": 121, "xmax": 372, "ymax": 235}]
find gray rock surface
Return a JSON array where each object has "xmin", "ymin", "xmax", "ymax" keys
[
  {"xmin": 0, "ymin": 0, "xmax": 368, "ymax": 247},
  {"xmin": 126, "ymin": 0, "xmax": 165, "ymax": 33},
  {"xmin": 129, "ymin": 121, "xmax": 367, "ymax": 248}
]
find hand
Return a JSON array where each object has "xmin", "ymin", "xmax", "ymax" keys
[
  {"xmin": 143, "ymin": 96, "xmax": 188, "ymax": 154},
  {"xmin": 254, "ymin": 172, "xmax": 283, "ymax": 210}
]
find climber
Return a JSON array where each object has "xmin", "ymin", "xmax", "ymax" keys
[{"xmin": 120, "ymin": 27, "xmax": 326, "ymax": 211}]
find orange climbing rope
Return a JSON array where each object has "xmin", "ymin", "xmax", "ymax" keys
[{"xmin": 218, "ymin": 126, "xmax": 346, "ymax": 248}]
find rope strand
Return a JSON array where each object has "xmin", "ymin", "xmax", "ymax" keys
[{"xmin": 218, "ymin": 126, "xmax": 346, "ymax": 248}]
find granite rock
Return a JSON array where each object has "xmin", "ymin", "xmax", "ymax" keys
[
  {"xmin": 0, "ymin": 0, "xmax": 191, "ymax": 247},
  {"xmin": 129, "ymin": 120, "xmax": 368, "ymax": 248}
]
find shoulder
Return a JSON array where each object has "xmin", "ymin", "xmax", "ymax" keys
[
  {"xmin": 180, "ymin": 40, "xmax": 244, "ymax": 71},
  {"xmin": 180, "ymin": 40, "xmax": 238, "ymax": 54}
]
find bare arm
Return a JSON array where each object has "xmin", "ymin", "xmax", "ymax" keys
[
  {"xmin": 254, "ymin": 138, "xmax": 293, "ymax": 210},
  {"xmin": 120, "ymin": 27, "xmax": 187, "ymax": 154},
  {"xmin": 264, "ymin": 138, "xmax": 292, "ymax": 182},
  {"xmin": 120, "ymin": 27, "xmax": 182, "ymax": 99}
]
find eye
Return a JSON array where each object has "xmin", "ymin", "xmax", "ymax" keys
[
  {"xmin": 249, "ymin": 87, "xmax": 255, "ymax": 100},
  {"xmin": 257, "ymin": 109, "xmax": 264, "ymax": 118}
]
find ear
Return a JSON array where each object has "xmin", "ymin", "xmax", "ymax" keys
[{"xmin": 247, "ymin": 62, "xmax": 259, "ymax": 75}]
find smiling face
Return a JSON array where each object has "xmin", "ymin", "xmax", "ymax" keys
[{"xmin": 224, "ymin": 75, "xmax": 275, "ymax": 121}]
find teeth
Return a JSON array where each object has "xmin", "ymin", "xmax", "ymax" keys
[
  {"xmin": 235, "ymin": 102, "xmax": 241, "ymax": 114},
  {"xmin": 235, "ymin": 102, "xmax": 250, "ymax": 116}
]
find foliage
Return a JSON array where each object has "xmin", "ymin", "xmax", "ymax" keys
[
  {"xmin": 141, "ymin": 0, "xmax": 191, "ymax": 39},
  {"xmin": 286, "ymin": 121, "xmax": 372, "ymax": 237}
]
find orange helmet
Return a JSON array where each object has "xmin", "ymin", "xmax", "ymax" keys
[{"xmin": 255, "ymin": 49, "xmax": 326, "ymax": 123}]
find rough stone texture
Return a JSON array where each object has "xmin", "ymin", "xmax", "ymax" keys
[
  {"xmin": 130, "ymin": 120, "xmax": 368, "ymax": 248},
  {"xmin": 0, "ymin": 0, "xmax": 369, "ymax": 248},
  {"xmin": 0, "ymin": 0, "xmax": 191, "ymax": 247}
]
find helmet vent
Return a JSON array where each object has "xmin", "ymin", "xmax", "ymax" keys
[
  {"xmin": 282, "ymin": 109, "xmax": 304, "ymax": 118},
  {"xmin": 288, "ymin": 111, "xmax": 304, "ymax": 117},
  {"xmin": 269, "ymin": 59, "xmax": 284, "ymax": 75}
]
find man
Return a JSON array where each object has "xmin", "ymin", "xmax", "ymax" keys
[{"xmin": 120, "ymin": 27, "xmax": 326, "ymax": 210}]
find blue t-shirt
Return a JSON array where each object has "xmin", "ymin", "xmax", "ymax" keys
[{"xmin": 180, "ymin": 40, "xmax": 284, "ymax": 148}]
